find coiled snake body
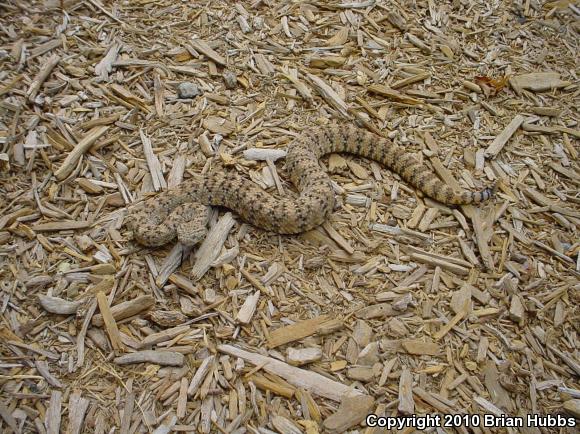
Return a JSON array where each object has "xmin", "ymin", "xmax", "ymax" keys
[{"xmin": 129, "ymin": 125, "xmax": 495, "ymax": 247}]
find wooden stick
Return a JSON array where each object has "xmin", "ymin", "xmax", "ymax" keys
[
  {"xmin": 189, "ymin": 38, "xmax": 227, "ymax": 66},
  {"xmin": 140, "ymin": 128, "xmax": 167, "ymax": 191},
  {"xmin": 218, "ymin": 344, "xmax": 362, "ymax": 402},
  {"xmin": 114, "ymin": 351, "xmax": 185, "ymax": 366},
  {"xmin": 26, "ymin": 55, "xmax": 60, "ymax": 101},
  {"xmin": 91, "ymin": 294, "xmax": 155, "ymax": 326},
  {"xmin": 191, "ymin": 213, "xmax": 236, "ymax": 281},
  {"xmin": 484, "ymin": 115, "xmax": 524, "ymax": 158},
  {"xmin": 45, "ymin": 391, "xmax": 62, "ymax": 434},
  {"xmin": 96, "ymin": 291, "xmax": 123, "ymax": 352},
  {"xmin": 54, "ymin": 126, "xmax": 109, "ymax": 180}
]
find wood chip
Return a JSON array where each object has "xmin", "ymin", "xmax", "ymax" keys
[
  {"xmin": 92, "ymin": 295, "xmax": 155, "ymax": 327},
  {"xmin": 114, "ymin": 351, "xmax": 185, "ymax": 366},
  {"xmin": 509, "ymin": 72, "xmax": 570, "ymax": 93},
  {"xmin": 323, "ymin": 395, "xmax": 375, "ymax": 433},
  {"xmin": 398, "ymin": 367, "xmax": 415, "ymax": 414},
  {"xmin": 218, "ymin": 344, "xmax": 362, "ymax": 402},
  {"xmin": 96, "ymin": 291, "xmax": 123, "ymax": 352},
  {"xmin": 191, "ymin": 212, "xmax": 236, "ymax": 281},
  {"xmin": 484, "ymin": 115, "xmax": 524, "ymax": 158},
  {"xmin": 189, "ymin": 38, "xmax": 227, "ymax": 66},
  {"xmin": 54, "ymin": 126, "xmax": 109, "ymax": 180},
  {"xmin": 268, "ymin": 315, "xmax": 331, "ymax": 348}
]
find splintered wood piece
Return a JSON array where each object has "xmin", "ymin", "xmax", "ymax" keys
[
  {"xmin": 189, "ymin": 38, "xmax": 227, "ymax": 65},
  {"xmin": 218, "ymin": 344, "xmax": 362, "ymax": 402},
  {"xmin": 484, "ymin": 115, "xmax": 524, "ymax": 158},
  {"xmin": 398, "ymin": 367, "xmax": 414, "ymax": 414},
  {"xmin": 305, "ymin": 73, "xmax": 350, "ymax": 118},
  {"xmin": 385, "ymin": 11, "xmax": 407, "ymax": 30},
  {"xmin": 7, "ymin": 341, "xmax": 59, "ymax": 360},
  {"xmin": 38, "ymin": 294, "xmax": 83, "ymax": 315},
  {"xmin": 407, "ymin": 33, "xmax": 431, "ymax": 53},
  {"xmin": 120, "ymin": 385, "xmax": 135, "ymax": 433},
  {"xmin": 243, "ymin": 148, "xmax": 287, "ymax": 161},
  {"xmin": 114, "ymin": 351, "xmax": 184, "ymax": 366},
  {"xmin": 323, "ymin": 395, "xmax": 375, "ymax": 433},
  {"xmin": 429, "ymin": 156, "xmax": 461, "ymax": 190},
  {"xmin": 167, "ymin": 154, "xmax": 186, "ymax": 189},
  {"xmin": 287, "ymin": 347, "xmax": 323, "ymax": 366},
  {"xmin": 409, "ymin": 252, "xmax": 470, "ymax": 276},
  {"xmin": 139, "ymin": 325, "xmax": 191, "ymax": 348},
  {"xmin": 509, "ymin": 72, "xmax": 570, "ymax": 93},
  {"xmin": 280, "ymin": 67, "xmax": 314, "ymax": 104},
  {"xmin": 368, "ymin": 84, "xmax": 422, "ymax": 104},
  {"xmin": 26, "ymin": 54, "xmax": 60, "ymax": 101},
  {"xmin": 413, "ymin": 387, "xmax": 455, "ymax": 413},
  {"xmin": 0, "ymin": 401, "xmax": 19, "ymax": 433},
  {"xmin": 177, "ymin": 378, "xmax": 189, "ymax": 419},
  {"xmin": 153, "ymin": 74, "xmax": 165, "ymax": 116},
  {"xmin": 509, "ymin": 295, "xmax": 525, "ymax": 324},
  {"xmin": 236, "ymin": 291, "xmax": 260, "ymax": 324},
  {"xmin": 139, "ymin": 129, "xmax": 167, "ymax": 191},
  {"xmin": 156, "ymin": 244, "xmax": 194, "ymax": 287},
  {"xmin": 530, "ymin": 106, "xmax": 561, "ymax": 117},
  {"xmin": 268, "ymin": 315, "xmax": 330, "ymax": 348},
  {"xmin": 471, "ymin": 209, "xmax": 494, "ymax": 270},
  {"xmin": 96, "ymin": 292, "xmax": 123, "ymax": 352},
  {"xmin": 322, "ymin": 221, "xmax": 355, "ymax": 254},
  {"xmin": 191, "ymin": 212, "xmax": 236, "ymax": 281},
  {"xmin": 563, "ymin": 400, "xmax": 580, "ymax": 418},
  {"xmin": 392, "ymin": 72, "xmax": 430, "ymax": 89},
  {"xmin": 250, "ymin": 374, "xmax": 296, "ymax": 398},
  {"xmin": 92, "ymin": 295, "xmax": 155, "ymax": 326},
  {"xmin": 54, "ymin": 125, "xmax": 109, "ymax": 180},
  {"xmin": 474, "ymin": 396, "xmax": 503, "ymax": 416},
  {"xmin": 433, "ymin": 310, "xmax": 467, "ymax": 341},
  {"xmin": 483, "ymin": 362, "xmax": 512, "ymax": 411},
  {"xmin": 34, "ymin": 360, "xmax": 63, "ymax": 388},
  {"xmin": 401, "ymin": 339, "xmax": 440, "ymax": 356},
  {"xmin": 68, "ymin": 390, "xmax": 90, "ymax": 434},
  {"xmin": 45, "ymin": 390, "xmax": 62, "ymax": 434},
  {"xmin": 94, "ymin": 42, "xmax": 121, "ymax": 80},
  {"xmin": 188, "ymin": 355, "xmax": 215, "ymax": 396},
  {"xmin": 32, "ymin": 220, "xmax": 91, "ymax": 232},
  {"xmin": 548, "ymin": 346, "xmax": 580, "ymax": 376}
]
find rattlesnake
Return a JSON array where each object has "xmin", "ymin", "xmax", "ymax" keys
[{"xmin": 129, "ymin": 124, "xmax": 495, "ymax": 247}]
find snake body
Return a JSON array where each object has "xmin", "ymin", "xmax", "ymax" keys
[{"xmin": 130, "ymin": 125, "xmax": 495, "ymax": 247}]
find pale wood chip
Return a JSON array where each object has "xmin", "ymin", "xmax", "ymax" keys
[
  {"xmin": 44, "ymin": 390, "xmax": 62, "ymax": 434},
  {"xmin": 191, "ymin": 212, "xmax": 236, "ymax": 281},
  {"xmin": 218, "ymin": 344, "xmax": 362, "ymax": 402},
  {"xmin": 398, "ymin": 367, "xmax": 414, "ymax": 414},
  {"xmin": 26, "ymin": 54, "xmax": 60, "ymax": 101},
  {"xmin": 139, "ymin": 129, "xmax": 167, "ymax": 191},
  {"xmin": 94, "ymin": 42, "xmax": 121, "ymax": 80},
  {"xmin": 484, "ymin": 115, "xmax": 524, "ymax": 159},
  {"xmin": 68, "ymin": 390, "xmax": 90, "ymax": 434},
  {"xmin": 92, "ymin": 295, "xmax": 155, "ymax": 326},
  {"xmin": 189, "ymin": 38, "xmax": 227, "ymax": 66},
  {"xmin": 54, "ymin": 126, "xmax": 109, "ymax": 180},
  {"xmin": 323, "ymin": 395, "xmax": 375, "ymax": 433},
  {"xmin": 114, "ymin": 350, "xmax": 185, "ymax": 366}
]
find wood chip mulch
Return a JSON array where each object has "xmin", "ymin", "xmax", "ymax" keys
[{"xmin": 0, "ymin": 1, "xmax": 579, "ymax": 433}]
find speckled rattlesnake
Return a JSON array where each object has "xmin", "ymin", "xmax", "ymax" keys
[{"xmin": 129, "ymin": 125, "xmax": 495, "ymax": 247}]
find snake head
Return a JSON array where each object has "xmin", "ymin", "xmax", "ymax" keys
[{"xmin": 176, "ymin": 222, "xmax": 208, "ymax": 247}]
